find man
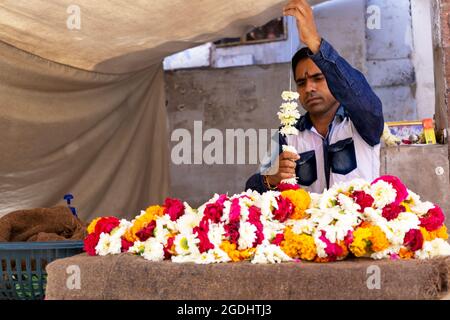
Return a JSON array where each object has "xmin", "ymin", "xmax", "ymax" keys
[{"xmin": 245, "ymin": 0, "xmax": 384, "ymax": 193}]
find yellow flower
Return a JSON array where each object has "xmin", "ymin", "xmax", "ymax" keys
[
  {"xmin": 401, "ymin": 201, "xmax": 412, "ymax": 213},
  {"xmin": 220, "ymin": 240, "xmax": 255, "ymax": 262},
  {"xmin": 87, "ymin": 217, "xmax": 101, "ymax": 234},
  {"xmin": 280, "ymin": 227, "xmax": 316, "ymax": 261},
  {"xmin": 124, "ymin": 205, "xmax": 165, "ymax": 242},
  {"xmin": 420, "ymin": 225, "xmax": 448, "ymax": 242},
  {"xmin": 369, "ymin": 225, "xmax": 390, "ymax": 252},
  {"xmin": 281, "ymin": 189, "xmax": 311, "ymax": 220},
  {"xmin": 350, "ymin": 227, "xmax": 372, "ymax": 257}
]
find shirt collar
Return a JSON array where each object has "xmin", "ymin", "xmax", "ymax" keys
[{"xmin": 297, "ymin": 104, "xmax": 347, "ymax": 132}]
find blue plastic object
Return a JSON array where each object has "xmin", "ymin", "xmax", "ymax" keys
[
  {"xmin": 0, "ymin": 241, "xmax": 84, "ymax": 300},
  {"xmin": 63, "ymin": 193, "xmax": 77, "ymax": 217}
]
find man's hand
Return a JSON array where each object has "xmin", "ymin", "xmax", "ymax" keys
[
  {"xmin": 265, "ymin": 151, "xmax": 300, "ymax": 186},
  {"xmin": 283, "ymin": 0, "xmax": 321, "ymax": 54}
]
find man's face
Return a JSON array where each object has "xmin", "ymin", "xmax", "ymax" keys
[{"xmin": 295, "ymin": 58, "xmax": 337, "ymax": 115}]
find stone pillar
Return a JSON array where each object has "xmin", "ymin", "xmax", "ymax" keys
[{"xmin": 431, "ymin": 0, "xmax": 449, "ymax": 148}]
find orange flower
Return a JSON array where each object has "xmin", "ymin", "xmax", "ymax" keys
[
  {"xmin": 420, "ymin": 225, "xmax": 448, "ymax": 242},
  {"xmin": 87, "ymin": 217, "xmax": 101, "ymax": 234},
  {"xmin": 369, "ymin": 225, "xmax": 390, "ymax": 252},
  {"xmin": 280, "ymin": 227, "xmax": 316, "ymax": 261},
  {"xmin": 281, "ymin": 189, "xmax": 311, "ymax": 220},
  {"xmin": 124, "ymin": 205, "xmax": 165, "ymax": 242},
  {"xmin": 399, "ymin": 247, "xmax": 414, "ymax": 259},
  {"xmin": 220, "ymin": 240, "xmax": 255, "ymax": 262}
]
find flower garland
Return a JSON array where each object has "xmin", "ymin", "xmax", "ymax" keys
[
  {"xmin": 83, "ymin": 176, "xmax": 450, "ymax": 264},
  {"xmin": 277, "ymin": 91, "xmax": 300, "ymax": 185}
]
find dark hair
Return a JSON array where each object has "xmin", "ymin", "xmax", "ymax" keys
[{"xmin": 291, "ymin": 47, "xmax": 313, "ymax": 77}]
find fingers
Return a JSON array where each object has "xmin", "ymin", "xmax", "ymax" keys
[
  {"xmin": 279, "ymin": 172, "xmax": 296, "ymax": 180},
  {"xmin": 279, "ymin": 159, "xmax": 296, "ymax": 169},
  {"xmin": 280, "ymin": 151, "xmax": 300, "ymax": 161}
]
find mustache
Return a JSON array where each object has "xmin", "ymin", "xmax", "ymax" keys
[{"xmin": 305, "ymin": 93, "xmax": 322, "ymax": 102}]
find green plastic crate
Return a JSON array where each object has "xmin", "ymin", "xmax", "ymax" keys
[{"xmin": 0, "ymin": 241, "xmax": 84, "ymax": 300}]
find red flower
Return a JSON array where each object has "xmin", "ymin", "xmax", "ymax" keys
[
  {"xmin": 94, "ymin": 217, "xmax": 120, "ymax": 234},
  {"xmin": 194, "ymin": 218, "xmax": 214, "ymax": 253},
  {"xmin": 121, "ymin": 238, "xmax": 134, "ymax": 253},
  {"xmin": 135, "ymin": 220, "xmax": 157, "ymax": 241},
  {"xmin": 271, "ymin": 233, "xmax": 285, "ymax": 246},
  {"xmin": 248, "ymin": 206, "xmax": 264, "ymax": 247},
  {"xmin": 277, "ymin": 183, "xmax": 300, "ymax": 192},
  {"xmin": 351, "ymin": 191, "xmax": 374, "ymax": 213},
  {"xmin": 372, "ymin": 175, "xmax": 408, "ymax": 205},
  {"xmin": 382, "ymin": 203, "xmax": 405, "ymax": 221},
  {"xmin": 403, "ymin": 229, "xmax": 424, "ymax": 251},
  {"xmin": 84, "ymin": 232, "xmax": 100, "ymax": 256},
  {"xmin": 224, "ymin": 221, "xmax": 240, "ymax": 245},
  {"xmin": 164, "ymin": 198, "xmax": 185, "ymax": 221},
  {"xmin": 420, "ymin": 205, "xmax": 445, "ymax": 232},
  {"xmin": 204, "ymin": 203, "xmax": 224, "ymax": 224},
  {"xmin": 273, "ymin": 196, "xmax": 294, "ymax": 222},
  {"xmin": 164, "ymin": 236, "xmax": 175, "ymax": 259}
]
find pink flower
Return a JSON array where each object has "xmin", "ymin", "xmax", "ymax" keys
[
  {"xmin": 273, "ymin": 196, "xmax": 294, "ymax": 222},
  {"xmin": 271, "ymin": 233, "xmax": 285, "ymax": 246},
  {"xmin": 351, "ymin": 191, "xmax": 374, "ymax": 213},
  {"xmin": 136, "ymin": 220, "xmax": 157, "ymax": 241},
  {"xmin": 420, "ymin": 205, "xmax": 445, "ymax": 232},
  {"xmin": 371, "ymin": 175, "xmax": 408, "ymax": 205},
  {"xmin": 403, "ymin": 229, "xmax": 424, "ymax": 251},
  {"xmin": 229, "ymin": 199, "xmax": 241, "ymax": 223},
  {"xmin": 344, "ymin": 230, "xmax": 354, "ymax": 247},
  {"xmin": 248, "ymin": 206, "xmax": 264, "ymax": 247},
  {"xmin": 390, "ymin": 253, "xmax": 399, "ymax": 260},
  {"xmin": 164, "ymin": 198, "xmax": 185, "ymax": 221},
  {"xmin": 319, "ymin": 231, "xmax": 343, "ymax": 261},
  {"xmin": 382, "ymin": 203, "xmax": 405, "ymax": 221},
  {"xmin": 277, "ymin": 183, "xmax": 300, "ymax": 192}
]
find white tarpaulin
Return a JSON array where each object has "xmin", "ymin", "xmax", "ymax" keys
[{"xmin": 0, "ymin": 0, "xmax": 324, "ymax": 221}]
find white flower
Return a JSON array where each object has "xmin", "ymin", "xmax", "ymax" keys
[
  {"xmin": 238, "ymin": 221, "xmax": 257, "ymax": 250},
  {"xmin": 196, "ymin": 248, "xmax": 231, "ymax": 264},
  {"xmin": 176, "ymin": 210, "xmax": 202, "ymax": 235},
  {"xmin": 95, "ymin": 232, "xmax": 122, "ymax": 256},
  {"xmin": 251, "ymin": 243, "xmax": 292, "ymax": 264},
  {"xmin": 142, "ymin": 238, "xmax": 165, "ymax": 262},
  {"xmin": 370, "ymin": 246, "xmax": 400, "ymax": 260},
  {"xmin": 314, "ymin": 231, "xmax": 328, "ymax": 258},
  {"xmin": 415, "ymin": 238, "xmax": 450, "ymax": 259},
  {"xmin": 257, "ymin": 191, "xmax": 279, "ymax": 221},
  {"xmin": 174, "ymin": 233, "xmax": 200, "ymax": 256},
  {"xmin": 318, "ymin": 188, "xmax": 339, "ymax": 210},
  {"xmin": 370, "ymin": 180, "xmax": 397, "ymax": 208},
  {"xmin": 262, "ymin": 219, "xmax": 286, "ymax": 242},
  {"xmin": 289, "ymin": 219, "xmax": 315, "ymax": 235},
  {"xmin": 128, "ymin": 240, "xmax": 145, "ymax": 254},
  {"xmin": 337, "ymin": 193, "xmax": 361, "ymax": 213},
  {"xmin": 282, "ymin": 144, "xmax": 298, "ymax": 154},
  {"xmin": 280, "ymin": 125, "xmax": 299, "ymax": 136},
  {"xmin": 281, "ymin": 91, "xmax": 300, "ymax": 101},
  {"xmin": 410, "ymin": 201, "xmax": 435, "ymax": 217},
  {"xmin": 154, "ymin": 214, "xmax": 176, "ymax": 243},
  {"xmin": 208, "ymin": 223, "xmax": 225, "ymax": 247}
]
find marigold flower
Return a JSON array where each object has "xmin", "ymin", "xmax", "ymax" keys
[
  {"xmin": 87, "ymin": 217, "xmax": 101, "ymax": 234},
  {"xmin": 280, "ymin": 227, "xmax": 316, "ymax": 261},
  {"xmin": 399, "ymin": 247, "xmax": 414, "ymax": 259},
  {"xmin": 369, "ymin": 225, "xmax": 390, "ymax": 252},
  {"xmin": 220, "ymin": 240, "xmax": 255, "ymax": 262},
  {"xmin": 350, "ymin": 227, "xmax": 371, "ymax": 257},
  {"xmin": 281, "ymin": 189, "xmax": 311, "ymax": 220},
  {"xmin": 124, "ymin": 205, "xmax": 165, "ymax": 242}
]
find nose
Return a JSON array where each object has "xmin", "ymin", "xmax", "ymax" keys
[{"xmin": 305, "ymin": 78, "xmax": 316, "ymax": 94}]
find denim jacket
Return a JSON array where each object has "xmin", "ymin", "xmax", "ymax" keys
[{"xmin": 245, "ymin": 39, "xmax": 384, "ymax": 194}]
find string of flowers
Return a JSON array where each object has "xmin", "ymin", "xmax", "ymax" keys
[
  {"xmin": 83, "ymin": 175, "xmax": 450, "ymax": 264},
  {"xmin": 277, "ymin": 90, "xmax": 301, "ymax": 185}
]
